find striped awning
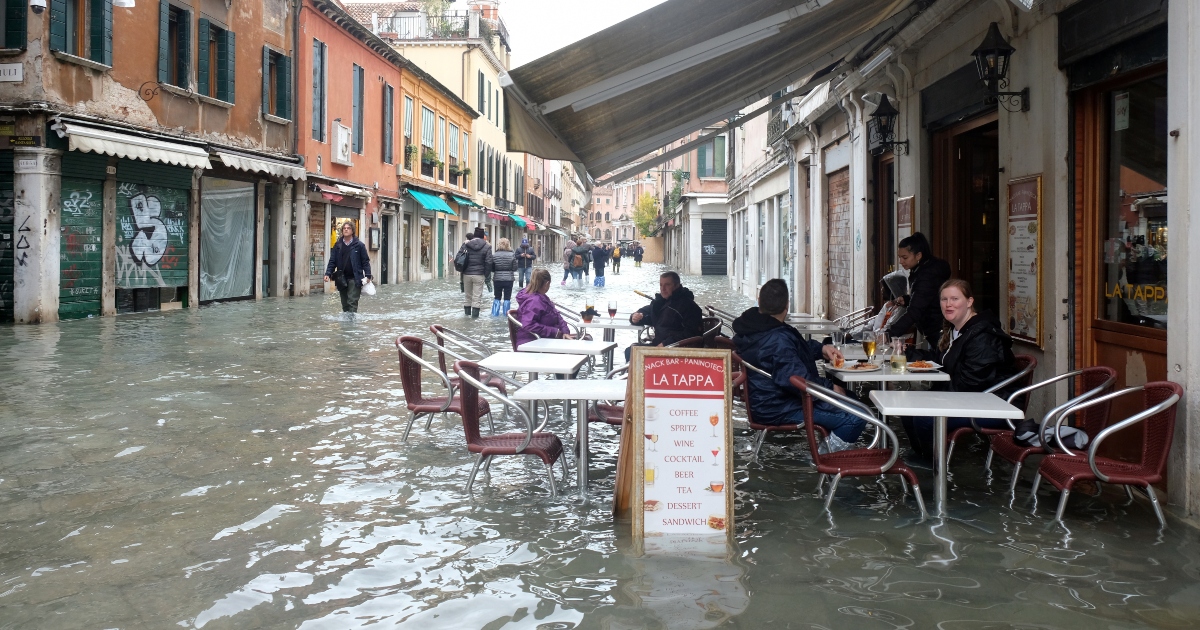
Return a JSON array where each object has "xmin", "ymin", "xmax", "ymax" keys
[
  {"xmin": 51, "ymin": 119, "xmax": 211, "ymax": 169},
  {"xmin": 508, "ymin": 214, "xmax": 527, "ymax": 228}
]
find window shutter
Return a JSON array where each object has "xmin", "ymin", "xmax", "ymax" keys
[
  {"xmin": 714, "ymin": 136, "xmax": 726, "ymax": 178},
  {"xmin": 158, "ymin": 0, "xmax": 170, "ymax": 82},
  {"xmin": 477, "ymin": 71, "xmax": 484, "ymax": 112},
  {"xmin": 697, "ymin": 143, "xmax": 707, "ymax": 178},
  {"xmin": 279, "ymin": 55, "xmax": 291, "ymax": 119},
  {"xmin": 90, "ymin": 0, "xmax": 113, "ymax": 66},
  {"xmin": 197, "ymin": 18, "xmax": 210, "ymax": 95},
  {"xmin": 351, "ymin": 66, "xmax": 361, "ymax": 153},
  {"xmin": 261, "ymin": 46, "xmax": 270, "ymax": 115},
  {"xmin": 6, "ymin": 0, "xmax": 27, "ymax": 49},
  {"xmin": 49, "ymin": 0, "xmax": 67, "ymax": 52},
  {"xmin": 178, "ymin": 10, "xmax": 190, "ymax": 86},
  {"xmin": 223, "ymin": 30, "xmax": 236, "ymax": 103}
]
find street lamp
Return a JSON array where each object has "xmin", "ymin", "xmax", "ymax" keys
[
  {"xmin": 867, "ymin": 94, "xmax": 907, "ymax": 155},
  {"xmin": 971, "ymin": 22, "xmax": 1029, "ymax": 112}
]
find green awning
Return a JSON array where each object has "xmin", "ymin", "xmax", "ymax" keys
[
  {"xmin": 508, "ymin": 213, "xmax": 527, "ymax": 228},
  {"xmin": 451, "ymin": 194, "xmax": 481, "ymax": 207},
  {"xmin": 408, "ymin": 189, "xmax": 457, "ymax": 215}
]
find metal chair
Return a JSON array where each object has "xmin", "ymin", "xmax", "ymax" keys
[
  {"xmin": 454, "ymin": 360, "xmax": 568, "ymax": 497},
  {"xmin": 710, "ymin": 337, "xmax": 744, "ymax": 402},
  {"xmin": 507, "ymin": 310, "xmax": 535, "ymax": 351},
  {"xmin": 944, "ymin": 354, "xmax": 1038, "ymax": 466},
  {"xmin": 430, "ymin": 324, "xmax": 507, "ymax": 395},
  {"xmin": 790, "ymin": 377, "xmax": 927, "ymax": 519},
  {"xmin": 1030, "ymin": 381, "xmax": 1182, "ymax": 526},
  {"xmin": 396, "ymin": 336, "xmax": 492, "ymax": 442},
  {"xmin": 986, "ymin": 366, "xmax": 1116, "ymax": 494},
  {"xmin": 587, "ymin": 365, "xmax": 629, "ymax": 426},
  {"xmin": 665, "ymin": 335, "xmax": 705, "ymax": 349},
  {"xmin": 700, "ymin": 317, "xmax": 723, "ymax": 345},
  {"xmin": 738, "ymin": 356, "xmax": 815, "ymax": 461}
]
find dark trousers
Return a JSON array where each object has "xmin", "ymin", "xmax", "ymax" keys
[
  {"xmin": 612, "ymin": 258, "xmax": 621, "ymax": 273},
  {"xmin": 493, "ymin": 280, "xmax": 514, "ymax": 300},
  {"xmin": 337, "ymin": 280, "xmax": 361, "ymax": 313},
  {"xmin": 901, "ymin": 416, "xmax": 1009, "ymax": 457}
]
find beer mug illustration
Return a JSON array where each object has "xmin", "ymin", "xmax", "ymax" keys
[{"xmin": 644, "ymin": 466, "xmax": 659, "ymax": 486}]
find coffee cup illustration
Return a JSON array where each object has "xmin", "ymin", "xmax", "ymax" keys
[{"xmin": 645, "ymin": 405, "xmax": 659, "ymax": 421}]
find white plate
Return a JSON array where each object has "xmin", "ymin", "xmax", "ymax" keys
[
  {"xmin": 904, "ymin": 361, "xmax": 943, "ymax": 372},
  {"xmin": 826, "ymin": 362, "xmax": 882, "ymax": 373}
]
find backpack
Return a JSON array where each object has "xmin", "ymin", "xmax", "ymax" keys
[
  {"xmin": 612, "ymin": 248, "xmax": 621, "ymax": 258},
  {"xmin": 454, "ymin": 247, "xmax": 469, "ymax": 272},
  {"xmin": 572, "ymin": 253, "xmax": 584, "ymax": 268}
]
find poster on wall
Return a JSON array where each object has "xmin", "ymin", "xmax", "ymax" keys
[
  {"xmin": 625, "ymin": 348, "xmax": 733, "ymax": 543},
  {"xmin": 1007, "ymin": 175, "xmax": 1041, "ymax": 345},
  {"xmin": 896, "ymin": 195, "xmax": 914, "ymax": 241}
]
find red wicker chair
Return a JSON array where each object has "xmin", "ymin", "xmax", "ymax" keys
[
  {"xmin": 453, "ymin": 360, "xmax": 568, "ymax": 496},
  {"xmin": 944, "ymin": 354, "xmax": 1038, "ymax": 467},
  {"xmin": 790, "ymin": 376, "xmax": 927, "ymax": 518},
  {"xmin": 710, "ymin": 337, "xmax": 743, "ymax": 401},
  {"xmin": 429, "ymin": 324, "xmax": 508, "ymax": 396},
  {"xmin": 738, "ymin": 356, "xmax": 813, "ymax": 461},
  {"xmin": 1031, "ymin": 381, "xmax": 1182, "ymax": 526},
  {"xmin": 987, "ymin": 366, "xmax": 1116, "ymax": 494},
  {"xmin": 397, "ymin": 336, "xmax": 491, "ymax": 442}
]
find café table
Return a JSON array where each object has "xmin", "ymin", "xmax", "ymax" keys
[
  {"xmin": 576, "ymin": 319, "xmax": 646, "ymax": 371},
  {"xmin": 479, "ymin": 351, "xmax": 588, "ymax": 381},
  {"xmin": 833, "ymin": 363, "xmax": 951, "ymax": 388},
  {"xmin": 869, "ymin": 390, "xmax": 1023, "ymax": 518},
  {"xmin": 518, "ymin": 338, "xmax": 617, "ymax": 358},
  {"xmin": 511, "ymin": 378, "xmax": 629, "ymax": 501}
]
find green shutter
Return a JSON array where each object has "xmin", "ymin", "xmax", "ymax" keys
[
  {"xmin": 5, "ymin": 0, "xmax": 27, "ymax": 49},
  {"xmin": 697, "ymin": 143, "xmax": 707, "ymax": 178},
  {"xmin": 178, "ymin": 9, "xmax": 190, "ymax": 86},
  {"xmin": 218, "ymin": 29, "xmax": 235, "ymax": 103},
  {"xmin": 49, "ymin": 0, "xmax": 67, "ymax": 51},
  {"xmin": 261, "ymin": 46, "xmax": 270, "ymax": 115},
  {"xmin": 196, "ymin": 18, "xmax": 209, "ymax": 95},
  {"xmin": 279, "ymin": 55, "xmax": 291, "ymax": 119},
  {"xmin": 90, "ymin": 0, "xmax": 112, "ymax": 66},
  {"xmin": 714, "ymin": 136, "xmax": 726, "ymax": 178},
  {"xmin": 158, "ymin": 0, "xmax": 169, "ymax": 82}
]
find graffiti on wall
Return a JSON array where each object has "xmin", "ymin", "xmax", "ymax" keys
[{"xmin": 116, "ymin": 182, "xmax": 189, "ymax": 288}]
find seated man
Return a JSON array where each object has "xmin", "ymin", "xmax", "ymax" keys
[
  {"xmin": 625, "ymin": 271, "xmax": 703, "ymax": 360},
  {"xmin": 732, "ymin": 279, "xmax": 865, "ymax": 452}
]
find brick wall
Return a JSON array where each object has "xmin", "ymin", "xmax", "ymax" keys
[{"xmin": 826, "ymin": 168, "xmax": 852, "ymax": 318}]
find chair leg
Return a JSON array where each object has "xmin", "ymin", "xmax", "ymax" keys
[
  {"xmin": 402, "ymin": 412, "xmax": 422, "ymax": 442},
  {"xmin": 1145, "ymin": 484, "xmax": 1167, "ymax": 528},
  {"xmin": 1053, "ymin": 489, "xmax": 1071, "ymax": 522},
  {"xmin": 1123, "ymin": 485, "xmax": 1136, "ymax": 505},
  {"xmin": 899, "ymin": 475, "xmax": 909, "ymax": 497},
  {"xmin": 984, "ymin": 449, "xmax": 994, "ymax": 472},
  {"xmin": 465, "ymin": 454, "xmax": 485, "ymax": 493},
  {"xmin": 1008, "ymin": 461, "xmax": 1023, "ymax": 496},
  {"xmin": 815, "ymin": 473, "xmax": 828, "ymax": 498},
  {"xmin": 910, "ymin": 483, "xmax": 928, "ymax": 520},
  {"xmin": 560, "ymin": 455, "xmax": 570, "ymax": 483},
  {"xmin": 545, "ymin": 461, "xmax": 558, "ymax": 497},
  {"xmin": 751, "ymin": 430, "xmax": 767, "ymax": 460},
  {"xmin": 486, "ymin": 410, "xmax": 495, "ymax": 434},
  {"xmin": 945, "ymin": 439, "xmax": 957, "ymax": 468},
  {"xmin": 1030, "ymin": 472, "xmax": 1042, "ymax": 497},
  {"xmin": 483, "ymin": 456, "xmax": 494, "ymax": 471},
  {"xmin": 822, "ymin": 473, "xmax": 842, "ymax": 512},
  {"xmin": 425, "ymin": 413, "xmax": 437, "ymax": 431}
]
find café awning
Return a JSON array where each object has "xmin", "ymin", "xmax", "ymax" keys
[
  {"xmin": 508, "ymin": 214, "xmax": 527, "ymax": 228},
  {"xmin": 503, "ymin": 0, "xmax": 914, "ymax": 177},
  {"xmin": 408, "ymin": 189, "xmax": 457, "ymax": 215},
  {"xmin": 451, "ymin": 194, "xmax": 481, "ymax": 207},
  {"xmin": 214, "ymin": 150, "xmax": 305, "ymax": 180},
  {"xmin": 51, "ymin": 118, "xmax": 211, "ymax": 169}
]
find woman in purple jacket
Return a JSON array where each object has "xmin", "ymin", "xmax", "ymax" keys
[{"xmin": 515, "ymin": 269, "xmax": 575, "ymax": 346}]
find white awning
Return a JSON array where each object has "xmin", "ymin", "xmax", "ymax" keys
[
  {"xmin": 51, "ymin": 119, "xmax": 211, "ymax": 169},
  {"xmin": 337, "ymin": 184, "xmax": 372, "ymax": 198},
  {"xmin": 215, "ymin": 151, "xmax": 305, "ymax": 180}
]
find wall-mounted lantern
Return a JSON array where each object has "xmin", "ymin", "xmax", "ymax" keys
[
  {"xmin": 972, "ymin": 22, "xmax": 1029, "ymax": 112},
  {"xmin": 868, "ymin": 94, "xmax": 908, "ymax": 155}
]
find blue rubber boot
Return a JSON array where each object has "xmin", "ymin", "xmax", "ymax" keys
[
  {"xmin": 501, "ymin": 299, "xmax": 511, "ymax": 317},
  {"xmin": 490, "ymin": 299, "xmax": 502, "ymax": 317}
]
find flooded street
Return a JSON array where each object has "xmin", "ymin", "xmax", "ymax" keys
[{"xmin": 2, "ymin": 262, "xmax": 1200, "ymax": 629}]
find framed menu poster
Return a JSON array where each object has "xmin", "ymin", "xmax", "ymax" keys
[
  {"xmin": 1007, "ymin": 175, "xmax": 1042, "ymax": 345},
  {"xmin": 626, "ymin": 347, "xmax": 733, "ymax": 542}
]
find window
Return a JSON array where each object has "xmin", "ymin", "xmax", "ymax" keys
[
  {"xmin": 262, "ymin": 47, "xmax": 291, "ymax": 119},
  {"xmin": 496, "ymin": 89, "xmax": 502, "ymax": 129},
  {"xmin": 382, "ymin": 84, "xmax": 394, "ymax": 164},
  {"xmin": 477, "ymin": 70, "xmax": 485, "ymax": 113},
  {"xmin": 477, "ymin": 141, "xmax": 485, "ymax": 191},
  {"xmin": 696, "ymin": 135, "xmax": 727, "ymax": 178},
  {"xmin": 51, "ymin": 0, "xmax": 112, "ymax": 64},
  {"xmin": 605, "ymin": 212, "xmax": 610, "ymax": 222},
  {"xmin": 351, "ymin": 64, "xmax": 364, "ymax": 154},
  {"xmin": 487, "ymin": 79, "xmax": 492, "ymax": 121},
  {"xmin": 461, "ymin": 132, "xmax": 469, "ymax": 192},
  {"xmin": 403, "ymin": 95, "xmax": 414, "ymax": 169},
  {"xmin": 448, "ymin": 123, "xmax": 459, "ymax": 182},
  {"xmin": 197, "ymin": 20, "xmax": 235, "ymax": 102},
  {"xmin": 311, "ymin": 39, "xmax": 327, "ymax": 141},
  {"xmin": 420, "ymin": 106, "xmax": 435, "ymax": 177},
  {"xmin": 437, "ymin": 116, "xmax": 445, "ymax": 180},
  {"xmin": 1, "ymin": 0, "xmax": 28, "ymax": 49},
  {"xmin": 159, "ymin": 2, "xmax": 190, "ymax": 89}
]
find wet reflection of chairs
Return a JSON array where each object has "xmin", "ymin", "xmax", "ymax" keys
[
  {"xmin": 986, "ymin": 366, "xmax": 1116, "ymax": 495},
  {"xmin": 1031, "ymin": 381, "xmax": 1181, "ymax": 527},
  {"xmin": 790, "ymin": 377, "xmax": 928, "ymax": 519},
  {"xmin": 944, "ymin": 354, "xmax": 1038, "ymax": 467},
  {"xmin": 454, "ymin": 360, "xmax": 568, "ymax": 497},
  {"xmin": 397, "ymin": 336, "xmax": 493, "ymax": 442},
  {"xmin": 737, "ymin": 356, "xmax": 812, "ymax": 461}
]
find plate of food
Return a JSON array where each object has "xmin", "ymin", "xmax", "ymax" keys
[
  {"xmin": 905, "ymin": 360, "xmax": 942, "ymax": 372},
  {"xmin": 826, "ymin": 361, "xmax": 882, "ymax": 373}
]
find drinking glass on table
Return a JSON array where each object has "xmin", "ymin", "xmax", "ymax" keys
[
  {"xmin": 877, "ymin": 332, "xmax": 892, "ymax": 362},
  {"xmin": 861, "ymin": 331, "xmax": 878, "ymax": 364},
  {"xmin": 890, "ymin": 337, "xmax": 907, "ymax": 371},
  {"xmin": 608, "ymin": 300, "xmax": 618, "ymax": 320},
  {"xmin": 832, "ymin": 329, "xmax": 845, "ymax": 349},
  {"xmin": 583, "ymin": 300, "xmax": 595, "ymax": 323}
]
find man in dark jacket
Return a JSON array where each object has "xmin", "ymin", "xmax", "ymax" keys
[
  {"xmin": 887, "ymin": 232, "xmax": 952, "ymax": 347},
  {"xmin": 733, "ymin": 279, "xmax": 864, "ymax": 451},
  {"xmin": 324, "ymin": 221, "xmax": 373, "ymax": 313},
  {"xmin": 457, "ymin": 227, "xmax": 493, "ymax": 318},
  {"xmin": 625, "ymin": 272, "xmax": 703, "ymax": 359},
  {"xmin": 515, "ymin": 238, "xmax": 536, "ymax": 288}
]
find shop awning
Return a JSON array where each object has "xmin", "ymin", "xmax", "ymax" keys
[
  {"xmin": 451, "ymin": 195, "xmax": 481, "ymax": 207},
  {"xmin": 486, "ymin": 211, "xmax": 507, "ymax": 221},
  {"xmin": 313, "ymin": 183, "xmax": 343, "ymax": 201},
  {"xmin": 549, "ymin": 227, "xmax": 571, "ymax": 238},
  {"xmin": 508, "ymin": 214, "xmax": 527, "ymax": 228},
  {"xmin": 503, "ymin": 0, "xmax": 914, "ymax": 177},
  {"xmin": 408, "ymin": 189, "xmax": 457, "ymax": 215},
  {"xmin": 51, "ymin": 119, "xmax": 211, "ymax": 169},
  {"xmin": 214, "ymin": 150, "xmax": 305, "ymax": 180}
]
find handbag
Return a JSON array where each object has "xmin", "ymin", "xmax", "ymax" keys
[{"xmin": 454, "ymin": 248, "xmax": 469, "ymax": 272}]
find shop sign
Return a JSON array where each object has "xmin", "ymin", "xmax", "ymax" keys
[
  {"xmin": 2, "ymin": 136, "xmax": 42, "ymax": 148},
  {"xmin": 1114, "ymin": 92, "xmax": 1130, "ymax": 131},
  {"xmin": 0, "ymin": 63, "xmax": 22, "ymax": 82}
]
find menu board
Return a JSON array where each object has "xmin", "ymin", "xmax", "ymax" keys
[
  {"xmin": 628, "ymin": 348, "xmax": 733, "ymax": 540},
  {"xmin": 1007, "ymin": 175, "xmax": 1042, "ymax": 345}
]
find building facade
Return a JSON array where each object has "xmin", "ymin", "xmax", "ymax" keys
[{"xmin": 657, "ymin": 128, "xmax": 730, "ymax": 276}]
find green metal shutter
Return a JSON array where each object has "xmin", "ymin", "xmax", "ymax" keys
[
  {"xmin": 158, "ymin": 0, "xmax": 169, "ymax": 82},
  {"xmin": 61, "ymin": 151, "xmax": 108, "ymax": 179},
  {"xmin": 0, "ymin": 151, "xmax": 13, "ymax": 323},
  {"xmin": 59, "ymin": 176, "xmax": 104, "ymax": 319},
  {"xmin": 261, "ymin": 46, "xmax": 270, "ymax": 115},
  {"xmin": 90, "ymin": 0, "xmax": 112, "ymax": 66},
  {"xmin": 697, "ymin": 143, "xmax": 707, "ymax": 178},
  {"xmin": 178, "ymin": 9, "xmax": 190, "ymax": 85},
  {"xmin": 279, "ymin": 54, "xmax": 290, "ymax": 119},
  {"xmin": 197, "ymin": 18, "xmax": 209, "ymax": 95},
  {"xmin": 224, "ymin": 30, "xmax": 235, "ymax": 103},
  {"xmin": 352, "ymin": 65, "xmax": 362, "ymax": 153},
  {"xmin": 5, "ymin": 0, "xmax": 27, "ymax": 49},
  {"xmin": 49, "ymin": 0, "xmax": 67, "ymax": 51},
  {"xmin": 714, "ymin": 136, "xmax": 726, "ymax": 178},
  {"xmin": 116, "ymin": 158, "xmax": 193, "ymax": 189}
]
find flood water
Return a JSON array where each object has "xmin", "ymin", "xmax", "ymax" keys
[{"xmin": 2, "ymin": 262, "xmax": 1200, "ymax": 629}]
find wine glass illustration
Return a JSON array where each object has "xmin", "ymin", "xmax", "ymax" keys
[
  {"xmin": 645, "ymin": 433, "xmax": 658, "ymax": 452},
  {"xmin": 711, "ymin": 447, "xmax": 720, "ymax": 466},
  {"xmin": 709, "ymin": 414, "xmax": 719, "ymax": 437}
]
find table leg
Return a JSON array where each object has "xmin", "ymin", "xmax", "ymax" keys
[
  {"xmin": 934, "ymin": 415, "xmax": 948, "ymax": 518},
  {"xmin": 577, "ymin": 398, "xmax": 589, "ymax": 501},
  {"xmin": 603, "ymin": 328, "xmax": 616, "ymax": 374}
]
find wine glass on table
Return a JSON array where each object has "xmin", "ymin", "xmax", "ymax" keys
[
  {"xmin": 608, "ymin": 300, "xmax": 618, "ymax": 321},
  {"xmin": 862, "ymin": 331, "xmax": 877, "ymax": 364},
  {"xmin": 877, "ymin": 332, "xmax": 891, "ymax": 365}
]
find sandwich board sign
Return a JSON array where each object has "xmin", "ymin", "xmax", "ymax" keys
[{"xmin": 615, "ymin": 347, "xmax": 734, "ymax": 545}]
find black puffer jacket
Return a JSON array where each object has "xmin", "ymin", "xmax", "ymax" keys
[
  {"xmin": 491, "ymin": 250, "xmax": 517, "ymax": 282},
  {"xmin": 569, "ymin": 244, "xmax": 592, "ymax": 270},
  {"xmin": 630, "ymin": 287, "xmax": 703, "ymax": 347},
  {"xmin": 888, "ymin": 255, "xmax": 952, "ymax": 344},
  {"xmin": 459, "ymin": 238, "xmax": 493, "ymax": 276},
  {"xmin": 913, "ymin": 311, "xmax": 1017, "ymax": 395}
]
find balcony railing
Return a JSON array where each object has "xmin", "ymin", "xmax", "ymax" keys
[
  {"xmin": 377, "ymin": 12, "xmax": 470, "ymax": 40},
  {"xmin": 767, "ymin": 108, "xmax": 786, "ymax": 144}
]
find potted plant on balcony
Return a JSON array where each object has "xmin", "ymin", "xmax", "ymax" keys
[
  {"xmin": 448, "ymin": 164, "xmax": 463, "ymax": 178},
  {"xmin": 421, "ymin": 146, "xmax": 439, "ymax": 165}
]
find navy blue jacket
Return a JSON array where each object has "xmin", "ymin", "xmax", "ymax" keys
[
  {"xmin": 733, "ymin": 307, "xmax": 833, "ymax": 425},
  {"xmin": 325, "ymin": 237, "xmax": 372, "ymax": 284}
]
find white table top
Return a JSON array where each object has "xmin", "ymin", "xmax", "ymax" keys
[
  {"xmin": 478, "ymin": 352, "xmax": 588, "ymax": 374},
  {"xmin": 831, "ymin": 363, "xmax": 952, "ymax": 382},
  {"xmin": 518, "ymin": 338, "xmax": 618, "ymax": 355},
  {"xmin": 869, "ymin": 390, "xmax": 1024, "ymax": 419},
  {"xmin": 511, "ymin": 379, "xmax": 629, "ymax": 401},
  {"xmin": 789, "ymin": 322, "xmax": 840, "ymax": 334},
  {"xmin": 787, "ymin": 314, "xmax": 831, "ymax": 322},
  {"xmin": 579, "ymin": 319, "xmax": 646, "ymax": 330}
]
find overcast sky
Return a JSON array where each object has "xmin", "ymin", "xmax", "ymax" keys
[{"xmin": 501, "ymin": 0, "xmax": 669, "ymax": 67}]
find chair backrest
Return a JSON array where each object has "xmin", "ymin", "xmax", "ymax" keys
[
  {"xmin": 666, "ymin": 336, "xmax": 705, "ymax": 349},
  {"xmin": 397, "ymin": 336, "xmax": 452, "ymax": 407},
  {"xmin": 454, "ymin": 360, "xmax": 536, "ymax": 452},
  {"xmin": 429, "ymin": 324, "xmax": 489, "ymax": 375},
  {"xmin": 701, "ymin": 316, "xmax": 722, "ymax": 339},
  {"xmin": 734, "ymin": 352, "xmax": 770, "ymax": 427},
  {"xmin": 507, "ymin": 310, "xmax": 526, "ymax": 351},
  {"xmin": 986, "ymin": 353, "xmax": 1038, "ymax": 411},
  {"xmin": 1074, "ymin": 366, "xmax": 1118, "ymax": 436},
  {"xmin": 790, "ymin": 376, "xmax": 899, "ymax": 471},
  {"xmin": 1138, "ymin": 381, "xmax": 1183, "ymax": 477}
]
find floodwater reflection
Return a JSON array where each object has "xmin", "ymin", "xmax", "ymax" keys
[{"xmin": 1, "ymin": 262, "xmax": 1200, "ymax": 628}]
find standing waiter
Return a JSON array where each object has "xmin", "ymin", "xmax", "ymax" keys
[
  {"xmin": 886, "ymin": 232, "xmax": 951, "ymax": 348},
  {"xmin": 324, "ymin": 221, "xmax": 373, "ymax": 313}
]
